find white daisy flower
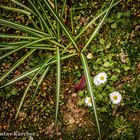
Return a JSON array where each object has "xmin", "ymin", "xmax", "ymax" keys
[
  {"xmin": 109, "ymin": 91, "xmax": 122, "ymax": 104},
  {"xmin": 87, "ymin": 53, "xmax": 93, "ymax": 59},
  {"xmin": 93, "ymin": 76, "xmax": 101, "ymax": 86},
  {"xmin": 85, "ymin": 97, "xmax": 92, "ymax": 107},
  {"xmin": 93, "ymin": 72, "xmax": 107, "ymax": 86}
]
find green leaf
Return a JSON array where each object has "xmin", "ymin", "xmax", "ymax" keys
[
  {"xmin": 0, "ymin": 34, "xmax": 38, "ymax": 39},
  {"xmin": 110, "ymin": 75, "xmax": 118, "ymax": 81},
  {"xmin": 111, "ymin": 22, "xmax": 117, "ymax": 29},
  {"xmin": 0, "ymin": 37, "xmax": 54, "ymax": 60},
  {"xmin": 11, "ymin": 0, "xmax": 36, "ymax": 15},
  {"xmin": 80, "ymin": 53, "xmax": 101, "ymax": 139},
  {"xmin": 11, "ymin": 87, "xmax": 18, "ymax": 95},
  {"xmin": 0, "ymin": 5, "xmax": 31, "ymax": 15},
  {"xmin": 0, "ymin": 18, "xmax": 47, "ymax": 37},
  {"xmin": 55, "ymin": 47, "xmax": 61, "ymax": 130},
  {"xmin": 103, "ymin": 62, "xmax": 112, "ymax": 67},
  {"xmin": 99, "ymin": 38, "xmax": 105, "ymax": 45}
]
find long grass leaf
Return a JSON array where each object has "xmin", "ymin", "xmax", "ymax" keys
[
  {"xmin": 0, "ymin": 37, "xmax": 54, "ymax": 60},
  {"xmin": 11, "ymin": 0, "xmax": 36, "ymax": 15},
  {"xmin": 60, "ymin": 0, "xmax": 66, "ymax": 19},
  {"xmin": 28, "ymin": 66, "xmax": 50, "ymax": 111},
  {"xmin": 28, "ymin": 0, "xmax": 53, "ymax": 36},
  {"xmin": 61, "ymin": 0, "xmax": 121, "ymax": 54},
  {"xmin": 0, "ymin": 49, "xmax": 36, "ymax": 83},
  {"xmin": 36, "ymin": 0, "xmax": 57, "ymax": 36},
  {"xmin": 0, "ymin": 5, "xmax": 30, "ymax": 15},
  {"xmin": 55, "ymin": 46, "xmax": 61, "ymax": 130},
  {"xmin": 82, "ymin": 0, "xmax": 115, "ymax": 51},
  {"xmin": 15, "ymin": 57, "xmax": 52, "ymax": 119},
  {"xmin": 80, "ymin": 53, "xmax": 101, "ymax": 139},
  {"xmin": 0, "ymin": 34, "xmax": 38, "ymax": 39},
  {"xmin": 0, "ymin": 53, "xmax": 76, "ymax": 88},
  {"xmin": 0, "ymin": 18, "xmax": 48, "ymax": 37},
  {"xmin": 43, "ymin": 0, "xmax": 79, "ymax": 51},
  {"xmin": 54, "ymin": 0, "xmax": 60, "ymax": 40}
]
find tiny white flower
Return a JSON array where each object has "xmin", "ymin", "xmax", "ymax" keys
[
  {"xmin": 87, "ymin": 53, "xmax": 93, "ymax": 59},
  {"xmin": 109, "ymin": 91, "xmax": 122, "ymax": 104},
  {"xmin": 85, "ymin": 97, "xmax": 92, "ymax": 107},
  {"xmin": 93, "ymin": 72, "xmax": 107, "ymax": 86}
]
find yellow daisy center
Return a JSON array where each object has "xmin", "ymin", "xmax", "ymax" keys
[
  {"xmin": 88, "ymin": 98, "xmax": 91, "ymax": 103},
  {"xmin": 100, "ymin": 76, "xmax": 105, "ymax": 80},
  {"xmin": 113, "ymin": 95, "xmax": 118, "ymax": 100}
]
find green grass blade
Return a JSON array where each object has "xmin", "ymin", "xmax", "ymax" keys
[
  {"xmin": 11, "ymin": 0, "xmax": 36, "ymax": 15},
  {"xmin": 28, "ymin": 66, "xmax": 50, "ymax": 111},
  {"xmin": 36, "ymin": 0, "xmax": 57, "ymax": 36},
  {"xmin": 0, "ymin": 46, "xmax": 57, "ymax": 51},
  {"xmin": 15, "ymin": 72, "xmax": 37, "ymax": 119},
  {"xmin": 82, "ymin": 0, "xmax": 115, "ymax": 51},
  {"xmin": 28, "ymin": 0, "xmax": 53, "ymax": 36},
  {"xmin": 28, "ymin": 15, "xmax": 39, "ymax": 30},
  {"xmin": 0, "ymin": 37, "xmax": 54, "ymax": 60},
  {"xmin": 61, "ymin": 0, "xmax": 121, "ymax": 54},
  {"xmin": 76, "ymin": 0, "xmax": 120, "ymax": 40},
  {"xmin": 0, "ymin": 34, "xmax": 38, "ymax": 39},
  {"xmin": 43, "ymin": 0, "xmax": 79, "ymax": 51},
  {"xmin": 39, "ymin": 17, "xmax": 44, "ymax": 31},
  {"xmin": 0, "ymin": 53, "xmax": 76, "ymax": 88},
  {"xmin": 1, "ymin": 41, "xmax": 30, "ymax": 45},
  {"xmin": 15, "ymin": 57, "xmax": 52, "ymax": 119},
  {"xmin": 70, "ymin": 8, "xmax": 74, "ymax": 34},
  {"xmin": 54, "ymin": 0, "xmax": 60, "ymax": 40},
  {"xmin": 0, "ymin": 49, "xmax": 36, "ymax": 83},
  {"xmin": 0, "ymin": 5, "xmax": 31, "ymax": 15},
  {"xmin": 80, "ymin": 53, "xmax": 101, "ymax": 140},
  {"xmin": 0, "ymin": 18, "xmax": 48, "ymax": 37},
  {"xmin": 60, "ymin": 0, "xmax": 66, "ymax": 19},
  {"xmin": 54, "ymin": 46, "xmax": 61, "ymax": 130}
]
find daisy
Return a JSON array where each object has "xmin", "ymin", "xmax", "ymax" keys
[
  {"xmin": 93, "ymin": 72, "xmax": 107, "ymax": 86},
  {"xmin": 109, "ymin": 91, "xmax": 122, "ymax": 104},
  {"xmin": 93, "ymin": 75, "xmax": 101, "ymax": 86},
  {"xmin": 85, "ymin": 97, "xmax": 92, "ymax": 107},
  {"xmin": 87, "ymin": 53, "xmax": 93, "ymax": 59}
]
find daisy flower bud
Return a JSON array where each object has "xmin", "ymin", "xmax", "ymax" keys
[
  {"xmin": 109, "ymin": 91, "xmax": 122, "ymax": 104},
  {"xmin": 85, "ymin": 97, "xmax": 92, "ymax": 107},
  {"xmin": 87, "ymin": 53, "xmax": 93, "ymax": 59}
]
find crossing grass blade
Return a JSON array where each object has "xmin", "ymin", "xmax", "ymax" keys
[
  {"xmin": 0, "ymin": 49, "xmax": 36, "ymax": 83},
  {"xmin": 28, "ymin": 0, "xmax": 53, "ymax": 36},
  {"xmin": 61, "ymin": 0, "xmax": 121, "ymax": 54},
  {"xmin": 28, "ymin": 66, "xmax": 50, "ymax": 111},
  {"xmin": 80, "ymin": 53, "xmax": 101, "ymax": 140},
  {"xmin": 36, "ymin": 0, "xmax": 57, "ymax": 36},
  {"xmin": 0, "ymin": 19, "xmax": 48, "ymax": 37},
  {"xmin": 43, "ymin": 0, "xmax": 79, "ymax": 51},
  {"xmin": 0, "ymin": 5, "xmax": 31, "ymax": 15},
  {"xmin": 0, "ymin": 38, "xmax": 54, "ymax": 61},
  {"xmin": 11, "ymin": 0, "xmax": 36, "ymax": 15},
  {"xmin": 82, "ymin": 0, "xmax": 115, "ymax": 51},
  {"xmin": 15, "ymin": 57, "xmax": 53, "ymax": 119},
  {"xmin": 0, "ymin": 53, "xmax": 77, "ymax": 88}
]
